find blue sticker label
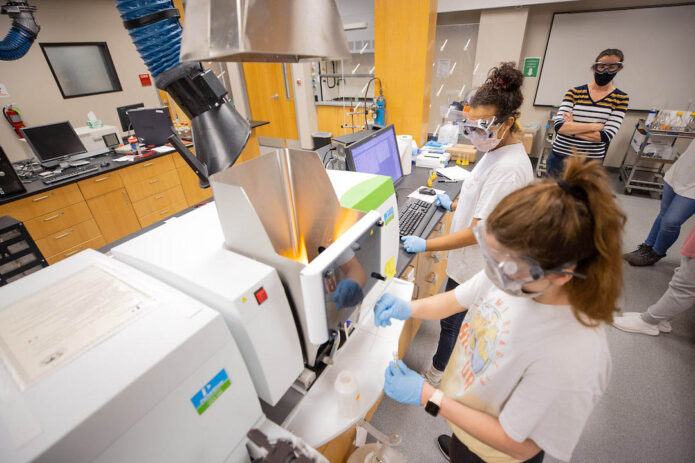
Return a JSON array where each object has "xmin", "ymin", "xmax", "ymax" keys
[
  {"xmin": 191, "ymin": 368, "xmax": 231, "ymax": 415},
  {"xmin": 384, "ymin": 207, "xmax": 394, "ymax": 226}
]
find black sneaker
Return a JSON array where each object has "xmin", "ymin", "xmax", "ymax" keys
[
  {"xmin": 625, "ymin": 247, "xmax": 665, "ymax": 267},
  {"xmin": 437, "ymin": 434, "xmax": 451, "ymax": 461},
  {"xmin": 623, "ymin": 243, "xmax": 652, "ymax": 262}
]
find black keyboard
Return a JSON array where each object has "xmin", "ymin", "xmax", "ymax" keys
[
  {"xmin": 42, "ymin": 165, "xmax": 100, "ymax": 184},
  {"xmin": 398, "ymin": 198, "xmax": 436, "ymax": 238}
]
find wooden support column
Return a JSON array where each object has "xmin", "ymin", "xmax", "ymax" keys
[{"xmin": 375, "ymin": 0, "xmax": 438, "ymax": 145}]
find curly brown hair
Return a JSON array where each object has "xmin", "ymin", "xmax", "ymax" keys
[
  {"xmin": 486, "ymin": 156, "xmax": 626, "ymax": 326},
  {"xmin": 470, "ymin": 62, "xmax": 524, "ymax": 133}
]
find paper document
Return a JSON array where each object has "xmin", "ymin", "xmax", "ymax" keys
[
  {"xmin": 151, "ymin": 146, "xmax": 174, "ymax": 154},
  {"xmin": 436, "ymin": 166, "xmax": 471, "ymax": 182},
  {"xmin": 407, "ymin": 187, "xmax": 445, "ymax": 204},
  {"xmin": 114, "ymin": 155, "xmax": 135, "ymax": 162},
  {"xmin": 0, "ymin": 266, "xmax": 157, "ymax": 390}
]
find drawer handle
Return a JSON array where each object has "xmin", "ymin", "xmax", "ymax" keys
[
  {"xmin": 434, "ymin": 223, "xmax": 443, "ymax": 232},
  {"xmin": 64, "ymin": 246, "xmax": 84, "ymax": 257},
  {"xmin": 143, "ymin": 162, "xmax": 155, "ymax": 167},
  {"xmin": 149, "ymin": 179, "xmax": 160, "ymax": 184},
  {"xmin": 154, "ymin": 194, "xmax": 165, "ymax": 200},
  {"xmin": 43, "ymin": 212, "xmax": 63, "ymax": 221},
  {"xmin": 159, "ymin": 208, "xmax": 170, "ymax": 215},
  {"xmin": 93, "ymin": 176, "xmax": 110, "ymax": 183},
  {"xmin": 54, "ymin": 230, "xmax": 73, "ymax": 240},
  {"xmin": 32, "ymin": 195, "xmax": 49, "ymax": 202},
  {"xmin": 425, "ymin": 272, "xmax": 438, "ymax": 285},
  {"xmin": 122, "ymin": 190, "xmax": 130, "ymax": 205}
]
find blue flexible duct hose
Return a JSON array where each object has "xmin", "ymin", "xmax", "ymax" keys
[
  {"xmin": 0, "ymin": 24, "xmax": 36, "ymax": 60},
  {"xmin": 114, "ymin": 0, "xmax": 181, "ymax": 77}
]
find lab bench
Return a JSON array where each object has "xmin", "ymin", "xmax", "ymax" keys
[{"xmin": 0, "ymin": 121, "xmax": 267, "ymax": 265}]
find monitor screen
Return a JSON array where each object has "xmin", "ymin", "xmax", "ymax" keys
[
  {"xmin": 127, "ymin": 107, "xmax": 173, "ymax": 146},
  {"xmin": 116, "ymin": 102, "xmax": 144, "ymax": 132},
  {"xmin": 102, "ymin": 132, "xmax": 120, "ymax": 148},
  {"xmin": 21, "ymin": 121, "xmax": 86, "ymax": 162},
  {"xmin": 347, "ymin": 125, "xmax": 403, "ymax": 185}
]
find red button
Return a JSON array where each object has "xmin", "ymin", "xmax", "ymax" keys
[{"xmin": 254, "ymin": 288, "xmax": 268, "ymax": 305}]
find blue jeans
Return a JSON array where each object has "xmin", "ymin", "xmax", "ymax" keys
[
  {"xmin": 645, "ymin": 182, "xmax": 695, "ymax": 255},
  {"xmin": 432, "ymin": 278, "xmax": 467, "ymax": 372},
  {"xmin": 545, "ymin": 149, "xmax": 566, "ymax": 178}
]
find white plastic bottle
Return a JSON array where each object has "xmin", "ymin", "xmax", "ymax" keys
[{"xmin": 437, "ymin": 121, "xmax": 458, "ymax": 145}]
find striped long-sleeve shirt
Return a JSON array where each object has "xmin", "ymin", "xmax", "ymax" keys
[{"xmin": 552, "ymin": 85, "xmax": 629, "ymax": 159}]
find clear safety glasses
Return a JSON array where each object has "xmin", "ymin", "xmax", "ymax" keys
[
  {"xmin": 592, "ymin": 62, "xmax": 623, "ymax": 74},
  {"xmin": 459, "ymin": 113, "xmax": 510, "ymax": 141},
  {"xmin": 472, "ymin": 225, "xmax": 586, "ymax": 289}
]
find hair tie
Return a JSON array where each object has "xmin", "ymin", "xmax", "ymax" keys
[{"xmin": 557, "ymin": 179, "xmax": 588, "ymax": 203}]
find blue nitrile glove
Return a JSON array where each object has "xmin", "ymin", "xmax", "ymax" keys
[
  {"xmin": 435, "ymin": 193, "xmax": 452, "ymax": 211},
  {"xmin": 401, "ymin": 235, "xmax": 426, "ymax": 253},
  {"xmin": 374, "ymin": 293, "xmax": 411, "ymax": 327},
  {"xmin": 384, "ymin": 360, "xmax": 426, "ymax": 406},
  {"xmin": 332, "ymin": 279, "xmax": 364, "ymax": 310}
]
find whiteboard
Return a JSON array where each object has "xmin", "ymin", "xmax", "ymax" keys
[{"xmin": 534, "ymin": 5, "xmax": 695, "ymax": 111}]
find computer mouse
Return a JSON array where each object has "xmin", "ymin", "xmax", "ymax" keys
[
  {"xmin": 419, "ymin": 187, "xmax": 437, "ymax": 196},
  {"xmin": 100, "ymin": 162, "xmax": 110, "ymax": 168}
]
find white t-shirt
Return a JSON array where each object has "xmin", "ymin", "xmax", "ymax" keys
[
  {"xmin": 440, "ymin": 271, "xmax": 611, "ymax": 463},
  {"xmin": 446, "ymin": 143, "xmax": 534, "ymax": 283},
  {"xmin": 664, "ymin": 139, "xmax": 695, "ymax": 199}
]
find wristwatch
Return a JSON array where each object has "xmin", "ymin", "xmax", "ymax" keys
[{"xmin": 425, "ymin": 389, "xmax": 444, "ymax": 417}]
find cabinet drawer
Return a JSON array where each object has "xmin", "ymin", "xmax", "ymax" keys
[
  {"xmin": 35, "ymin": 219, "xmax": 101, "ymax": 257},
  {"xmin": 177, "ymin": 166, "xmax": 213, "ymax": 206},
  {"xmin": 125, "ymin": 170, "xmax": 180, "ymax": 203},
  {"xmin": 24, "ymin": 202, "xmax": 93, "ymax": 239},
  {"xmin": 119, "ymin": 155, "xmax": 175, "ymax": 185},
  {"xmin": 172, "ymin": 148, "xmax": 193, "ymax": 168},
  {"xmin": 45, "ymin": 235, "xmax": 106, "ymax": 265},
  {"xmin": 0, "ymin": 184, "xmax": 83, "ymax": 222},
  {"xmin": 138, "ymin": 200, "xmax": 187, "ymax": 228},
  {"xmin": 132, "ymin": 185, "xmax": 185, "ymax": 218},
  {"xmin": 77, "ymin": 172, "xmax": 125, "ymax": 199}
]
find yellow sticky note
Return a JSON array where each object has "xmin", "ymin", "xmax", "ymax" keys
[
  {"xmin": 384, "ymin": 256, "xmax": 396, "ymax": 280},
  {"xmin": 242, "ymin": 297, "xmax": 247, "ymax": 303}
]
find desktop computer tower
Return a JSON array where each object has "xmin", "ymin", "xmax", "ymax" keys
[{"xmin": 0, "ymin": 145, "xmax": 25, "ymax": 199}]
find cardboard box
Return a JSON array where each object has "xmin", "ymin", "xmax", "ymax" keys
[
  {"xmin": 446, "ymin": 144, "xmax": 477, "ymax": 163},
  {"xmin": 521, "ymin": 130, "xmax": 535, "ymax": 154}
]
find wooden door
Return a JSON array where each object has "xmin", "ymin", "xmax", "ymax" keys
[
  {"xmin": 243, "ymin": 63, "xmax": 299, "ymax": 141},
  {"xmin": 86, "ymin": 189, "xmax": 141, "ymax": 243}
]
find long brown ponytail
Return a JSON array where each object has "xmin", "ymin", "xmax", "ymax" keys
[{"xmin": 486, "ymin": 156, "xmax": 626, "ymax": 325}]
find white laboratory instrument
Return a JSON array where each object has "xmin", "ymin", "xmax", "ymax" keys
[{"xmin": 0, "ymin": 250, "xmax": 326, "ymax": 463}]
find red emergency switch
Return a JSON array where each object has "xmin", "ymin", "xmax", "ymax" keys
[{"xmin": 254, "ymin": 287, "xmax": 268, "ymax": 305}]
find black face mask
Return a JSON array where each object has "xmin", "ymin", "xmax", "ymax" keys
[{"xmin": 594, "ymin": 71, "xmax": 616, "ymax": 86}]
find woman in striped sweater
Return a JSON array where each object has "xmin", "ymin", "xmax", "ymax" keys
[{"xmin": 546, "ymin": 49, "xmax": 629, "ymax": 177}]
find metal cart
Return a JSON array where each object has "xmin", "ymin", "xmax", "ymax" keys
[
  {"xmin": 535, "ymin": 108, "xmax": 559, "ymax": 177},
  {"xmin": 619, "ymin": 120, "xmax": 695, "ymax": 196}
]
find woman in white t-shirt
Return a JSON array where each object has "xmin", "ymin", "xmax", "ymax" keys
[
  {"xmin": 401, "ymin": 63, "xmax": 534, "ymax": 388},
  {"xmin": 375, "ymin": 157, "xmax": 626, "ymax": 463}
]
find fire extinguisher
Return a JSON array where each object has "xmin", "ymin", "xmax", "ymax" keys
[{"xmin": 3, "ymin": 105, "xmax": 25, "ymax": 138}]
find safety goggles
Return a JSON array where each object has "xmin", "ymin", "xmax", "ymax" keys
[
  {"xmin": 592, "ymin": 62, "xmax": 623, "ymax": 74},
  {"xmin": 472, "ymin": 225, "xmax": 586, "ymax": 289},
  {"xmin": 459, "ymin": 113, "xmax": 510, "ymax": 140}
]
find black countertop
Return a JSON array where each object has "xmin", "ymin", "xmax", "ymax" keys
[{"xmin": 2, "ymin": 120, "xmax": 270, "ymax": 206}]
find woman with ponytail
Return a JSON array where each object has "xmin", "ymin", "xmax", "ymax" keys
[
  {"xmin": 401, "ymin": 62, "xmax": 534, "ymax": 393},
  {"xmin": 374, "ymin": 156, "xmax": 626, "ymax": 463}
]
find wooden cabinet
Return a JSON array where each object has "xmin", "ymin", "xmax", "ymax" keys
[
  {"xmin": 316, "ymin": 105, "xmax": 368, "ymax": 138},
  {"xmin": 45, "ymin": 236, "xmax": 106, "ymax": 265},
  {"xmin": 177, "ymin": 166, "xmax": 213, "ymax": 206},
  {"xmin": 77, "ymin": 172, "xmax": 124, "ymax": 199},
  {"xmin": 86, "ymin": 188, "xmax": 141, "ymax": 243},
  {"xmin": 0, "ymin": 184, "xmax": 83, "ymax": 222},
  {"xmin": 35, "ymin": 219, "xmax": 101, "ymax": 258},
  {"xmin": 23, "ymin": 202, "xmax": 92, "ymax": 239},
  {"xmin": 124, "ymin": 169, "xmax": 180, "ymax": 203},
  {"xmin": 119, "ymin": 155, "xmax": 175, "ymax": 185}
]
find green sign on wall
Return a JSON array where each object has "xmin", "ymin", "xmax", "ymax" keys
[{"xmin": 523, "ymin": 57, "xmax": 541, "ymax": 78}]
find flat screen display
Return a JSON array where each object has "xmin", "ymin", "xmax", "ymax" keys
[
  {"xmin": 21, "ymin": 122, "xmax": 86, "ymax": 162},
  {"xmin": 348, "ymin": 125, "xmax": 403, "ymax": 185}
]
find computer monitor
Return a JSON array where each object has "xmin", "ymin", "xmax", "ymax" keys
[
  {"xmin": 21, "ymin": 121, "xmax": 87, "ymax": 167},
  {"xmin": 116, "ymin": 102, "xmax": 144, "ymax": 132},
  {"xmin": 345, "ymin": 124, "xmax": 403, "ymax": 185},
  {"xmin": 127, "ymin": 107, "xmax": 174, "ymax": 147}
]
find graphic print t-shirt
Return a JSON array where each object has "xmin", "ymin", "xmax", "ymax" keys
[{"xmin": 440, "ymin": 271, "xmax": 611, "ymax": 463}]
